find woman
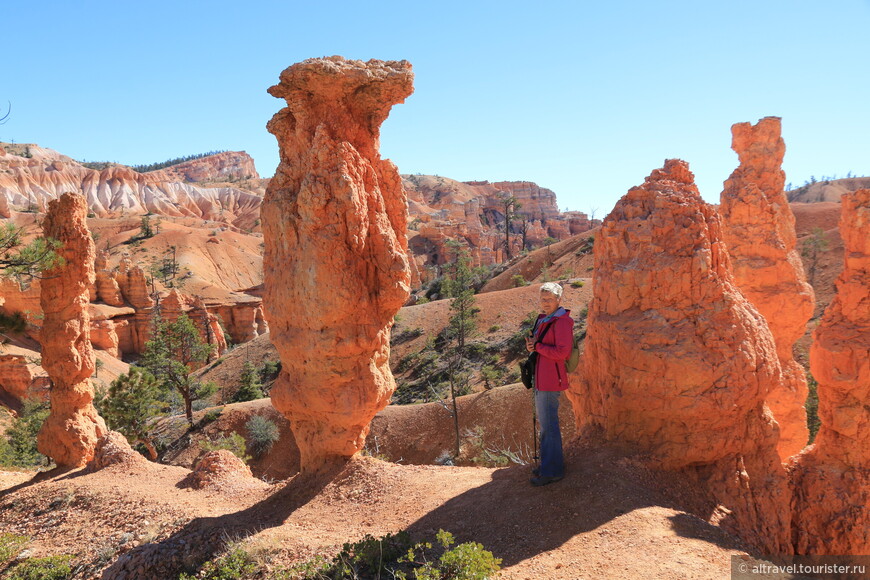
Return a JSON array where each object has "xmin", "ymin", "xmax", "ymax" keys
[{"xmin": 525, "ymin": 282, "xmax": 574, "ymax": 486}]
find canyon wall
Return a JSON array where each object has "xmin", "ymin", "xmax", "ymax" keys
[{"xmin": 263, "ymin": 56, "xmax": 413, "ymax": 472}]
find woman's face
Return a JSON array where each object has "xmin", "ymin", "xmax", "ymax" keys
[{"xmin": 540, "ymin": 291, "xmax": 560, "ymax": 316}]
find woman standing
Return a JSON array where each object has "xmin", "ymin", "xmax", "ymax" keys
[{"xmin": 525, "ymin": 282, "xmax": 574, "ymax": 486}]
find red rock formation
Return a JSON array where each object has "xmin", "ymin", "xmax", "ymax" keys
[
  {"xmin": 0, "ymin": 347, "xmax": 49, "ymax": 407},
  {"xmin": 88, "ymin": 431, "xmax": 147, "ymax": 471},
  {"xmin": 790, "ymin": 189, "xmax": 870, "ymax": 556},
  {"xmin": 149, "ymin": 151, "xmax": 260, "ymax": 184},
  {"xmin": 0, "ymin": 146, "xmax": 261, "ymax": 228},
  {"xmin": 263, "ymin": 56, "xmax": 413, "ymax": 472},
  {"xmin": 158, "ymin": 290, "xmax": 227, "ymax": 360},
  {"xmin": 720, "ymin": 117, "xmax": 815, "ymax": 460},
  {"xmin": 190, "ymin": 449, "xmax": 257, "ymax": 490},
  {"xmin": 570, "ymin": 160, "xmax": 792, "ymax": 554},
  {"xmin": 93, "ymin": 250, "xmax": 125, "ymax": 307},
  {"xmin": 36, "ymin": 193, "xmax": 107, "ymax": 467}
]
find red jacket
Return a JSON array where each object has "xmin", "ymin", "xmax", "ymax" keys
[{"xmin": 534, "ymin": 309, "xmax": 574, "ymax": 392}]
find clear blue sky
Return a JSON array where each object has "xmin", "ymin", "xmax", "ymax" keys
[{"xmin": 4, "ymin": 1, "xmax": 869, "ymax": 215}]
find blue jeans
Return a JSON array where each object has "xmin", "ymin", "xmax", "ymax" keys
[{"xmin": 535, "ymin": 389, "xmax": 564, "ymax": 478}]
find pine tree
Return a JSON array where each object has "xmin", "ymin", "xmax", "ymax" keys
[
  {"xmin": 99, "ymin": 367, "xmax": 167, "ymax": 460},
  {"xmin": 443, "ymin": 240, "xmax": 480, "ymax": 459},
  {"xmin": 142, "ymin": 313, "xmax": 216, "ymax": 426},
  {"xmin": 0, "ymin": 223, "xmax": 63, "ymax": 281},
  {"xmin": 233, "ymin": 361, "xmax": 265, "ymax": 402}
]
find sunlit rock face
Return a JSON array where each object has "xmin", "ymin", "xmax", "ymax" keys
[
  {"xmin": 790, "ymin": 189, "xmax": 870, "ymax": 556},
  {"xmin": 570, "ymin": 160, "xmax": 792, "ymax": 554},
  {"xmin": 720, "ymin": 116, "xmax": 815, "ymax": 460},
  {"xmin": 262, "ymin": 56, "xmax": 413, "ymax": 473},
  {"xmin": 36, "ymin": 192, "xmax": 107, "ymax": 467}
]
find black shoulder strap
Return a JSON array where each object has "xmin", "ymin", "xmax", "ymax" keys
[{"xmin": 534, "ymin": 318, "xmax": 554, "ymax": 345}]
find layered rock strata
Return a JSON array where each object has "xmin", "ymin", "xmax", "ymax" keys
[
  {"xmin": 36, "ymin": 193, "xmax": 107, "ymax": 466},
  {"xmin": 570, "ymin": 160, "xmax": 792, "ymax": 553},
  {"xmin": 263, "ymin": 56, "xmax": 413, "ymax": 472},
  {"xmin": 720, "ymin": 117, "xmax": 815, "ymax": 460},
  {"xmin": 790, "ymin": 189, "xmax": 870, "ymax": 555}
]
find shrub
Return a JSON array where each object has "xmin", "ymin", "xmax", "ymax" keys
[
  {"xmin": 487, "ymin": 325, "xmax": 500, "ymax": 333},
  {"xmin": 511, "ymin": 274, "xmax": 528, "ymax": 287},
  {"xmin": 178, "ymin": 546, "xmax": 257, "ymax": 580},
  {"xmin": 806, "ymin": 372, "xmax": 820, "ymax": 443},
  {"xmin": 198, "ymin": 407, "xmax": 224, "ymax": 428},
  {"xmin": 479, "ymin": 365, "xmax": 505, "ymax": 390},
  {"xmin": 199, "ymin": 433, "xmax": 250, "ymax": 464},
  {"xmin": 289, "ymin": 529, "xmax": 501, "ymax": 580},
  {"xmin": 233, "ymin": 362, "xmax": 264, "ymax": 402},
  {"xmin": 571, "ymin": 280, "xmax": 585, "ymax": 288},
  {"xmin": 245, "ymin": 415, "xmax": 279, "ymax": 458},
  {"xmin": 0, "ymin": 399, "xmax": 49, "ymax": 468},
  {"xmin": 0, "ymin": 311, "xmax": 27, "ymax": 333},
  {"xmin": 4, "ymin": 555, "xmax": 74, "ymax": 580},
  {"xmin": 0, "ymin": 533, "xmax": 29, "ymax": 566}
]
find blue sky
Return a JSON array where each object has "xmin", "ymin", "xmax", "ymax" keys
[{"xmin": 4, "ymin": 0, "xmax": 869, "ymax": 214}]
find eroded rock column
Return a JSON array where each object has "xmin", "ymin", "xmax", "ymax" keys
[
  {"xmin": 36, "ymin": 193, "xmax": 107, "ymax": 466},
  {"xmin": 720, "ymin": 117, "xmax": 815, "ymax": 460},
  {"xmin": 569, "ymin": 160, "xmax": 792, "ymax": 554},
  {"xmin": 790, "ymin": 189, "xmax": 870, "ymax": 555},
  {"xmin": 262, "ymin": 57, "xmax": 413, "ymax": 472}
]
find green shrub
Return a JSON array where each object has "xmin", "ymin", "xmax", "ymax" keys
[
  {"xmin": 571, "ymin": 280, "xmax": 584, "ymax": 288},
  {"xmin": 4, "ymin": 555, "xmax": 74, "ymax": 580},
  {"xmin": 245, "ymin": 415, "xmax": 279, "ymax": 458},
  {"xmin": 198, "ymin": 433, "xmax": 250, "ymax": 464},
  {"xmin": 288, "ymin": 529, "xmax": 500, "ymax": 580},
  {"xmin": 0, "ymin": 399, "xmax": 49, "ymax": 468},
  {"xmin": 0, "ymin": 533, "xmax": 29, "ymax": 565},
  {"xmin": 511, "ymin": 274, "xmax": 528, "ymax": 288},
  {"xmin": 0, "ymin": 311, "xmax": 27, "ymax": 333},
  {"xmin": 487, "ymin": 325, "xmax": 500, "ymax": 333},
  {"xmin": 806, "ymin": 372, "xmax": 820, "ymax": 443},
  {"xmin": 233, "ymin": 362, "xmax": 264, "ymax": 402},
  {"xmin": 198, "ymin": 407, "xmax": 224, "ymax": 428},
  {"xmin": 178, "ymin": 546, "xmax": 257, "ymax": 580}
]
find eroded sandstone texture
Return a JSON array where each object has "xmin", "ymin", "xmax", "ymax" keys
[
  {"xmin": 262, "ymin": 57, "xmax": 413, "ymax": 472},
  {"xmin": 569, "ymin": 160, "xmax": 791, "ymax": 553},
  {"xmin": 790, "ymin": 189, "xmax": 870, "ymax": 555},
  {"xmin": 36, "ymin": 193, "xmax": 107, "ymax": 466},
  {"xmin": 720, "ymin": 117, "xmax": 815, "ymax": 460}
]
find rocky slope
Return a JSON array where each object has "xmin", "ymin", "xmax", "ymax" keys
[{"xmin": 0, "ymin": 143, "xmax": 262, "ymax": 230}]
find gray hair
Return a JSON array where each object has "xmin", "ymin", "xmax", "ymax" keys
[{"xmin": 540, "ymin": 282, "xmax": 563, "ymax": 297}]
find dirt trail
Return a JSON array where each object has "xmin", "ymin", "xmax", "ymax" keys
[{"xmin": 1, "ymin": 442, "xmax": 751, "ymax": 579}]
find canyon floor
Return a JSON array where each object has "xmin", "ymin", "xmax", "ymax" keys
[{"xmin": 0, "ymin": 438, "xmax": 756, "ymax": 580}]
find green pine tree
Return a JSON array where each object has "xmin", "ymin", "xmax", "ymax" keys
[
  {"xmin": 0, "ymin": 223, "xmax": 64, "ymax": 281},
  {"xmin": 0, "ymin": 399, "xmax": 49, "ymax": 468},
  {"xmin": 443, "ymin": 240, "xmax": 480, "ymax": 459},
  {"xmin": 98, "ymin": 367, "xmax": 167, "ymax": 460},
  {"xmin": 233, "ymin": 361, "xmax": 265, "ymax": 402},
  {"xmin": 142, "ymin": 312, "xmax": 216, "ymax": 426}
]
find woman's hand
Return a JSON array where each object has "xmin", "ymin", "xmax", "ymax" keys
[{"xmin": 525, "ymin": 336, "xmax": 536, "ymax": 353}]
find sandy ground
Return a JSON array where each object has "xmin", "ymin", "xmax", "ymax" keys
[{"xmin": 1, "ymin": 441, "xmax": 752, "ymax": 579}]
